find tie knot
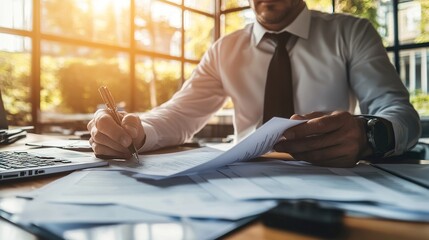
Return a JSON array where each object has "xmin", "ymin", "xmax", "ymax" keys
[{"xmin": 266, "ymin": 31, "xmax": 291, "ymax": 45}]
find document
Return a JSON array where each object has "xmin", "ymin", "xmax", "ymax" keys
[
  {"xmin": 5, "ymin": 199, "xmax": 170, "ymax": 224},
  {"xmin": 20, "ymin": 170, "xmax": 276, "ymax": 220},
  {"xmin": 26, "ymin": 140, "xmax": 92, "ymax": 151},
  {"xmin": 108, "ymin": 117, "xmax": 305, "ymax": 179},
  {"xmin": 200, "ymin": 161, "xmax": 429, "ymax": 206},
  {"xmin": 0, "ymin": 198, "xmax": 255, "ymax": 240},
  {"xmin": 20, "ymin": 160, "xmax": 429, "ymax": 222},
  {"xmin": 374, "ymin": 164, "xmax": 429, "ymax": 188}
]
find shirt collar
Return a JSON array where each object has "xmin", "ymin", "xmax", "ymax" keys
[{"xmin": 253, "ymin": 5, "xmax": 311, "ymax": 46}]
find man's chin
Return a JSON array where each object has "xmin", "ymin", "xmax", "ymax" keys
[{"xmin": 259, "ymin": 12, "xmax": 287, "ymax": 25}]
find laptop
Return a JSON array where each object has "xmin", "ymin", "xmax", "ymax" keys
[
  {"xmin": 0, "ymin": 90, "xmax": 107, "ymax": 181},
  {"xmin": 0, "ymin": 148, "xmax": 107, "ymax": 181}
]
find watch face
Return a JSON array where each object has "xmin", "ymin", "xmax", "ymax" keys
[{"xmin": 372, "ymin": 119, "xmax": 390, "ymax": 154}]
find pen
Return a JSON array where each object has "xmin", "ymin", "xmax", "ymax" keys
[{"xmin": 98, "ymin": 86, "xmax": 140, "ymax": 162}]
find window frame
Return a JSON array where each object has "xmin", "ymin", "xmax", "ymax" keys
[{"xmin": 1, "ymin": 0, "xmax": 427, "ymax": 132}]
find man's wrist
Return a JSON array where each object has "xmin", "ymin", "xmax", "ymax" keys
[{"xmin": 357, "ymin": 115, "xmax": 395, "ymax": 158}]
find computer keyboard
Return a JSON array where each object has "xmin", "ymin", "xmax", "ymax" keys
[{"xmin": 0, "ymin": 151, "xmax": 72, "ymax": 170}]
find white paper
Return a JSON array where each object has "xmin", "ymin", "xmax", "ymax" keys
[
  {"xmin": 10, "ymin": 200, "xmax": 170, "ymax": 224},
  {"xmin": 20, "ymin": 170, "xmax": 275, "ymax": 220},
  {"xmin": 197, "ymin": 161, "xmax": 429, "ymax": 212},
  {"xmin": 109, "ymin": 117, "xmax": 305, "ymax": 178},
  {"xmin": 119, "ymin": 198, "xmax": 276, "ymax": 220},
  {"xmin": 26, "ymin": 139, "xmax": 92, "ymax": 151},
  {"xmin": 20, "ymin": 160, "xmax": 429, "ymax": 222},
  {"xmin": 324, "ymin": 202, "xmax": 429, "ymax": 222}
]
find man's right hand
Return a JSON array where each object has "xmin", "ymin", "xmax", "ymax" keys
[{"xmin": 87, "ymin": 109, "xmax": 146, "ymax": 159}]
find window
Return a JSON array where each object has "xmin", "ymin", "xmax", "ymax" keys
[
  {"xmin": 333, "ymin": 0, "xmax": 429, "ymax": 119},
  {"xmin": 0, "ymin": 0, "xmax": 223, "ymax": 133},
  {"xmin": 1, "ymin": 0, "xmax": 428, "ymax": 133}
]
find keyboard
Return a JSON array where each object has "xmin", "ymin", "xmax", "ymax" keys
[{"xmin": 0, "ymin": 151, "xmax": 72, "ymax": 170}]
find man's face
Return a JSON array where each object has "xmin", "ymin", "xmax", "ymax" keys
[{"xmin": 249, "ymin": 0, "xmax": 302, "ymax": 30}]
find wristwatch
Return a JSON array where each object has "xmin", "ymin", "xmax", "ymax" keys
[{"xmin": 360, "ymin": 116, "xmax": 395, "ymax": 157}]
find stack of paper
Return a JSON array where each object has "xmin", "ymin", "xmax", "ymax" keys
[{"xmin": 2, "ymin": 117, "xmax": 429, "ymax": 239}]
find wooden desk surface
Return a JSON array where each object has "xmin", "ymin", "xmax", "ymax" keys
[{"xmin": 1, "ymin": 134, "xmax": 429, "ymax": 240}]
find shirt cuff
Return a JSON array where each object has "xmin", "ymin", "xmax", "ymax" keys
[{"xmin": 138, "ymin": 122, "xmax": 159, "ymax": 152}]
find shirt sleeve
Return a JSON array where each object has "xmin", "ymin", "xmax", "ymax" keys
[
  {"xmin": 139, "ymin": 43, "xmax": 227, "ymax": 152},
  {"xmin": 346, "ymin": 18, "xmax": 421, "ymax": 156}
]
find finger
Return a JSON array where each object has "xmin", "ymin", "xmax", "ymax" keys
[
  {"xmin": 274, "ymin": 131, "xmax": 342, "ymax": 154},
  {"xmin": 290, "ymin": 111, "xmax": 331, "ymax": 120},
  {"xmin": 122, "ymin": 114, "xmax": 146, "ymax": 149},
  {"xmin": 91, "ymin": 141, "xmax": 131, "ymax": 159},
  {"xmin": 87, "ymin": 118, "xmax": 95, "ymax": 132},
  {"xmin": 290, "ymin": 143, "xmax": 359, "ymax": 167},
  {"xmin": 290, "ymin": 144, "xmax": 346, "ymax": 164},
  {"xmin": 90, "ymin": 127, "xmax": 130, "ymax": 154},
  {"xmin": 284, "ymin": 112, "xmax": 349, "ymax": 140},
  {"xmin": 87, "ymin": 110, "xmax": 107, "ymax": 132},
  {"xmin": 290, "ymin": 114, "xmax": 305, "ymax": 120},
  {"xmin": 95, "ymin": 113, "xmax": 133, "ymax": 148},
  {"xmin": 122, "ymin": 114, "xmax": 141, "ymax": 138}
]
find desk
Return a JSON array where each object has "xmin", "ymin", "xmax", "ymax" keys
[{"xmin": 1, "ymin": 134, "xmax": 429, "ymax": 240}]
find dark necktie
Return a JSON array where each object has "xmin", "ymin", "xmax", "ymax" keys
[{"xmin": 263, "ymin": 32, "xmax": 294, "ymax": 123}]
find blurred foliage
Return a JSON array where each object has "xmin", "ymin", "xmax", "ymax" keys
[
  {"xmin": 135, "ymin": 58, "xmax": 181, "ymax": 111},
  {"xmin": 185, "ymin": 13, "xmax": 214, "ymax": 59},
  {"xmin": 57, "ymin": 61, "xmax": 130, "ymax": 113},
  {"xmin": 0, "ymin": 52, "xmax": 32, "ymax": 125},
  {"xmin": 411, "ymin": 90, "xmax": 429, "ymax": 116},
  {"xmin": 42, "ymin": 0, "xmax": 130, "ymax": 45},
  {"xmin": 223, "ymin": 0, "xmax": 253, "ymax": 35},
  {"xmin": 416, "ymin": 0, "xmax": 429, "ymax": 43},
  {"xmin": 223, "ymin": 0, "xmax": 249, "ymax": 9},
  {"xmin": 335, "ymin": 0, "xmax": 380, "ymax": 30},
  {"xmin": 40, "ymin": 55, "xmax": 131, "ymax": 114},
  {"xmin": 306, "ymin": 0, "xmax": 333, "ymax": 12}
]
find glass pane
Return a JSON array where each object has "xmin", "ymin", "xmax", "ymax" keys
[
  {"xmin": 305, "ymin": 0, "xmax": 333, "ymax": 12},
  {"xmin": 135, "ymin": 56, "xmax": 153, "ymax": 112},
  {"xmin": 0, "ymin": 33, "xmax": 32, "ymax": 126},
  {"xmin": 221, "ymin": 0, "xmax": 249, "ymax": 10},
  {"xmin": 41, "ymin": 41, "xmax": 130, "ymax": 119},
  {"xmin": 399, "ymin": 48, "xmax": 429, "ymax": 116},
  {"xmin": 221, "ymin": 9, "xmax": 254, "ymax": 36},
  {"xmin": 335, "ymin": 0, "xmax": 392, "ymax": 47},
  {"xmin": 184, "ymin": 11, "xmax": 214, "ymax": 59},
  {"xmin": 184, "ymin": 62, "xmax": 198, "ymax": 80},
  {"xmin": 0, "ymin": 0, "xmax": 32, "ymax": 30},
  {"xmin": 41, "ymin": 0, "xmax": 130, "ymax": 46},
  {"xmin": 135, "ymin": 57, "xmax": 181, "ymax": 110},
  {"xmin": 135, "ymin": 0, "xmax": 182, "ymax": 56},
  {"xmin": 185, "ymin": 0, "xmax": 214, "ymax": 14},
  {"xmin": 398, "ymin": 0, "xmax": 429, "ymax": 44}
]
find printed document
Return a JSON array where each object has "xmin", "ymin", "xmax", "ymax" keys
[
  {"xmin": 108, "ymin": 117, "xmax": 304, "ymax": 178},
  {"xmin": 21, "ymin": 170, "xmax": 276, "ymax": 220}
]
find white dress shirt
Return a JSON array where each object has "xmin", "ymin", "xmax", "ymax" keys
[{"xmin": 140, "ymin": 6, "xmax": 421, "ymax": 156}]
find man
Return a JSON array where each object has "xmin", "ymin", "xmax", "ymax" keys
[{"xmin": 88, "ymin": 0, "xmax": 421, "ymax": 167}]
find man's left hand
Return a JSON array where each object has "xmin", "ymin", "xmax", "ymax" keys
[{"xmin": 274, "ymin": 111, "xmax": 373, "ymax": 167}]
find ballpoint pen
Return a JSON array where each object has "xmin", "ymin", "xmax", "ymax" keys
[{"xmin": 98, "ymin": 86, "xmax": 140, "ymax": 162}]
